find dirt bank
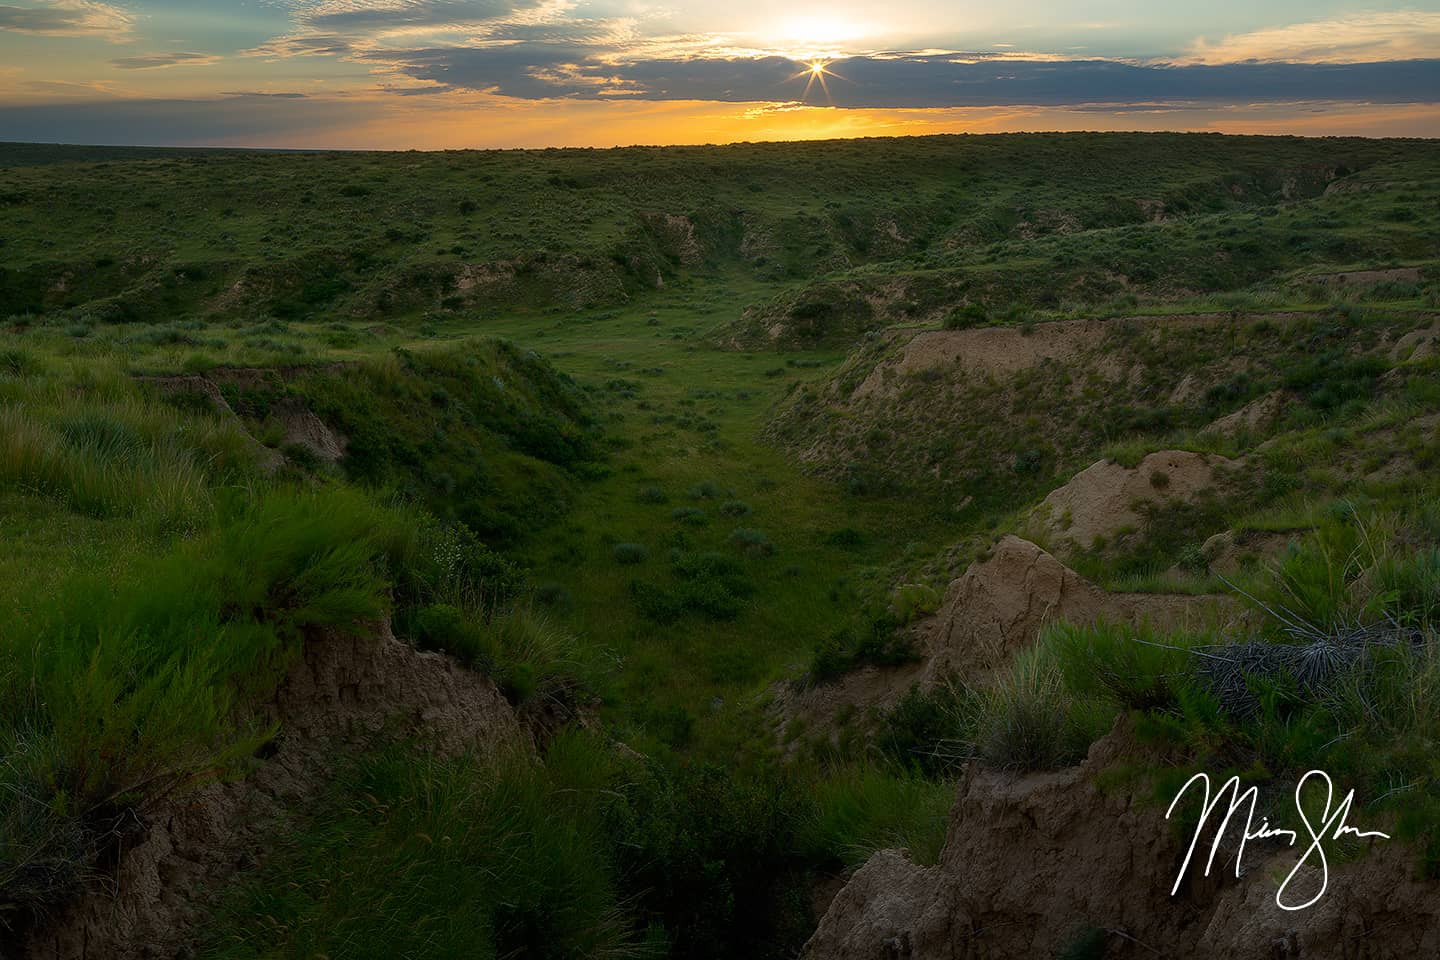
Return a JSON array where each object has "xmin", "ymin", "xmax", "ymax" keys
[
  {"xmin": 25, "ymin": 622, "xmax": 526, "ymax": 960},
  {"xmin": 806, "ymin": 723, "xmax": 1439, "ymax": 959}
]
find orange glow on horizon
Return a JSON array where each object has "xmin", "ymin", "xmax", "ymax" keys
[{"xmin": 208, "ymin": 94, "xmax": 1440, "ymax": 152}]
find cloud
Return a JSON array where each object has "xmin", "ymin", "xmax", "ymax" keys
[
  {"xmin": 367, "ymin": 48, "xmax": 1440, "ymax": 108},
  {"xmin": 16, "ymin": 78, "xmax": 122, "ymax": 98},
  {"xmin": 245, "ymin": 34, "xmax": 359, "ymax": 58},
  {"xmin": 302, "ymin": 0, "xmax": 527, "ymax": 34},
  {"xmin": 1180, "ymin": 11, "xmax": 1440, "ymax": 64},
  {"xmin": 111, "ymin": 52, "xmax": 223, "ymax": 70},
  {"xmin": 0, "ymin": 0, "xmax": 131, "ymax": 37}
]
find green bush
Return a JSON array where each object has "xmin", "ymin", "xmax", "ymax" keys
[
  {"xmin": 805, "ymin": 614, "xmax": 915, "ymax": 686},
  {"xmin": 687, "ymin": 481, "xmax": 722, "ymax": 500},
  {"xmin": 942, "ymin": 302, "xmax": 988, "ymax": 330},
  {"xmin": 606, "ymin": 761, "xmax": 813, "ymax": 959},
  {"xmin": 730, "ymin": 527, "xmax": 775, "ymax": 557},
  {"xmin": 671, "ymin": 506, "xmax": 709, "ymax": 526},
  {"xmin": 637, "ymin": 485, "xmax": 668, "ymax": 504},
  {"xmin": 876, "ymin": 684, "xmax": 977, "ymax": 777},
  {"xmin": 613, "ymin": 542, "xmax": 650, "ymax": 565}
]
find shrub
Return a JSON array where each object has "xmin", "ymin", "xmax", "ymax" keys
[
  {"xmin": 631, "ymin": 580, "xmax": 684, "ymax": 623},
  {"xmin": 719, "ymin": 499, "xmax": 752, "ymax": 518},
  {"xmin": 671, "ymin": 506, "xmax": 709, "ymax": 525},
  {"xmin": 533, "ymin": 581, "xmax": 572, "ymax": 610},
  {"xmin": 805, "ymin": 614, "xmax": 915, "ymax": 686},
  {"xmin": 730, "ymin": 527, "xmax": 775, "ymax": 557},
  {"xmin": 636, "ymin": 485, "xmax": 668, "ymax": 504},
  {"xmin": 687, "ymin": 481, "xmax": 722, "ymax": 500},
  {"xmin": 891, "ymin": 582, "xmax": 942, "ymax": 624},
  {"xmin": 409, "ymin": 603, "xmax": 490, "ymax": 666},
  {"xmin": 943, "ymin": 302, "xmax": 988, "ymax": 330},
  {"xmin": 876, "ymin": 684, "xmax": 977, "ymax": 777},
  {"xmin": 606, "ymin": 761, "xmax": 814, "ymax": 959},
  {"xmin": 612, "ymin": 542, "xmax": 649, "ymax": 565},
  {"xmin": 823, "ymin": 527, "xmax": 866, "ymax": 548}
]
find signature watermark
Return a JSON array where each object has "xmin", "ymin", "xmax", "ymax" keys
[{"xmin": 1166, "ymin": 770, "xmax": 1390, "ymax": 911}]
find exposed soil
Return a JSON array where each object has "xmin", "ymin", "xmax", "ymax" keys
[
  {"xmin": 1391, "ymin": 323, "xmax": 1440, "ymax": 364},
  {"xmin": 1307, "ymin": 267, "xmax": 1423, "ymax": 287},
  {"xmin": 1199, "ymin": 528, "xmax": 1299, "ymax": 576},
  {"xmin": 1203, "ymin": 391, "xmax": 1292, "ymax": 437},
  {"xmin": 805, "ymin": 721, "xmax": 1440, "ymax": 959},
  {"xmin": 916, "ymin": 536, "xmax": 1240, "ymax": 680},
  {"xmin": 770, "ymin": 662, "xmax": 929, "ymax": 756},
  {"xmin": 850, "ymin": 313, "xmax": 1310, "ymax": 401},
  {"xmin": 24, "ymin": 622, "xmax": 526, "ymax": 960},
  {"xmin": 273, "ymin": 400, "xmax": 348, "ymax": 465},
  {"xmin": 1032, "ymin": 451, "xmax": 1239, "ymax": 561}
]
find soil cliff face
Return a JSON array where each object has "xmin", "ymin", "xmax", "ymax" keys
[
  {"xmin": 24, "ymin": 622, "xmax": 525, "ymax": 960},
  {"xmin": 918, "ymin": 535, "xmax": 1238, "ymax": 679},
  {"xmin": 805, "ymin": 728, "xmax": 1440, "ymax": 960}
]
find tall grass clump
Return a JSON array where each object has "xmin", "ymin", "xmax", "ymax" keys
[
  {"xmin": 974, "ymin": 643, "xmax": 1112, "ymax": 770},
  {"xmin": 802, "ymin": 767, "xmax": 953, "ymax": 868},
  {"xmin": 201, "ymin": 734, "xmax": 638, "ymax": 960},
  {"xmin": 0, "ymin": 487, "xmax": 397, "ymax": 927},
  {"xmin": 0, "ymin": 387, "xmax": 261, "ymax": 534}
]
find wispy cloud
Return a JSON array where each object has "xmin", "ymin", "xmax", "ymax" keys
[
  {"xmin": 301, "ymin": 0, "xmax": 532, "ymax": 36},
  {"xmin": 1179, "ymin": 10, "xmax": 1440, "ymax": 64},
  {"xmin": 250, "ymin": 0, "xmax": 560, "ymax": 53},
  {"xmin": 245, "ymin": 34, "xmax": 359, "ymax": 58},
  {"xmin": 0, "ymin": 0, "xmax": 131, "ymax": 38},
  {"xmin": 111, "ymin": 52, "xmax": 223, "ymax": 70}
]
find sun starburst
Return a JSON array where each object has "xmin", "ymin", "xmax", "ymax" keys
[{"xmin": 791, "ymin": 58, "xmax": 839, "ymax": 101}]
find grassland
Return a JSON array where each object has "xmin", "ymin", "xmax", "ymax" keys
[{"xmin": 2, "ymin": 132, "xmax": 1440, "ymax": 957}]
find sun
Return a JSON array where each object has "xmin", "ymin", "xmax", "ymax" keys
[{"xmin": 792, "ymin": 58, "xmax": 840, "ymax": 101}]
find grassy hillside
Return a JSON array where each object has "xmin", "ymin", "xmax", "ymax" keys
[{"xmin": 2, "ymin": 132, "xmax": 1440, "ymax": 958}]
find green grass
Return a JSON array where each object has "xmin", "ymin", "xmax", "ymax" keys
[{"xmin": 200, "ymin": 735, "xmax": 640, "ymax": 960}]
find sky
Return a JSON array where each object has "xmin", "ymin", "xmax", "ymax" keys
[{"xmin": 0, "ymin": 0, "xmax": 1438, "ymax": 147}]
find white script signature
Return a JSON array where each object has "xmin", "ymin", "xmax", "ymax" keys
[{"xmin": 1165, "ymin": 770, "xmax": 1390, "ymax": 911}]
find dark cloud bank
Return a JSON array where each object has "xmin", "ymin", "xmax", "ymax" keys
[{"xmin": 374, "ymin": 50, "xmax": 1440, "ymax": 107}]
